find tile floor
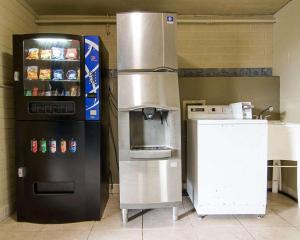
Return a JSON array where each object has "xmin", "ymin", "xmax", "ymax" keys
[{"xmin": 1, "ymin": 193, "xmax": 300, "ymax": 240}]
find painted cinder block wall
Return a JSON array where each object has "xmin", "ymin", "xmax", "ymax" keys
[
  {"xmin": 0, "ymin": 0, "xmax": 37, "ymax": 220},
  {"xmin": 274, "ymin": 0, "xmax": 300, "ymax": 199}
]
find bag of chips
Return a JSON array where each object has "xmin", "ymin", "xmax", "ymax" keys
[
  {"xmin": 66, "ymin": 70, "xmax": 77, "ymax": 80},
  {"xmin": 77, "ymin": 69, "xmax": 80, "ymax": 80},
  {"xmin": 53, "ymin": 69, "xmax": 64, "ymax": 80},
  {"xmin": 39, "ymin": 69, "xmax": 51, "ymax": 80},
  {"xmin": 40, "ymin": 49, "xmax": 52, "ymax": 60},
  {"xmin": 51, "ymin": 47, "xmax": 64, "ymax": 60},
  {"xmin": 27, "ymin": 66, "xmax": 38, "ymax": 80},
  {"xmin": 70, "ymin": 86, "xmax": 78, "ymax": 96},
  {"xmin": 65, "ymin": 48, "xmax": 78, "ymax": 60},
  {"xmin": 26, "ymin": 48, "xmax": 39, "ymax": 60}
]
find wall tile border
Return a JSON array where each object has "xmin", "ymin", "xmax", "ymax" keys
[{"xmin": 110, "ymin": 68, "xmax": 272, "ymax": 78}]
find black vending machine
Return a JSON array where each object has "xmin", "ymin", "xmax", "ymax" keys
[{"xmin": 13, "ymin": 33, "xmax": 109, "ymax": 223}]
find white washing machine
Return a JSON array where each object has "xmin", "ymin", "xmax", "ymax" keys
[{"xmin": 187, "ymin": 104, "xmax": 268, "ymax": 216}]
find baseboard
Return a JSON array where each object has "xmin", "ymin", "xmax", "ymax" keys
[
  {"xmin": 267, "ymin": 180, "xmax": 272, "ymax": 189},
  {"xmin": 0, "ymin": 203, "xmax": 14, "ymax": 222},
  {"xmin": 281, "ymin": 184, "xmax": 298, "ymax": 200},
  {"xmin": 109, "ymin": 184, "xmax": 119, "ymax": 194}
]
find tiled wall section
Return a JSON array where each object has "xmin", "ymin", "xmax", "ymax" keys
[
  {"xmin": 38, "ymin": 22, "xmax": 273, "ymax": 69},
  {"xmin": 177, "ymin": 23, "xmax": 273, "ymax": 68},
  {"xmin": 274, "ymin": 0, "xmax": 300, "ymax": 199},
  {"xmin": 0, "ymin": 0, "xmax": 37, "ymax": 221}
]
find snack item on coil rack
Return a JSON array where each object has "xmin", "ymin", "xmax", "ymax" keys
[
  {"xmin": 53, "ymin": 69, "xmax": 64, "ymax": 80},
  {"xmin": 40, "ymin": 49, "xmax": 52, "ymax": 60},
  {"xmin": 65, "ymin": 48, "xmax": 78, "ymax": 60},
  {"xmin": 66, "ymin": 70, "xmax": 77, "ymax": 80},
  {"xmin": 39, "ymin": 69, "xmax": 51, "ymax": 80},
  {"xmin": 51, "ymin": 47, "xmax": 64, "ymax": 60},
  {"xmin": 26, "ymin": 48, "xmax": 39, "ymax": 60},
  {"xmin": 27, "ymin": 66, "xmax": 39, "ymax": 80},
  {"xmin": 70, "ymin": 86, "xmax": 78, "ymax": 96}
]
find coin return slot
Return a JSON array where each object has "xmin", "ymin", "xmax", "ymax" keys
[{"xmin": 34, "ymin": 182, "xmax": 75, "ymax": 194}]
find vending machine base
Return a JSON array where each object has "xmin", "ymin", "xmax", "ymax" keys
[{"xmin": 16, "ymin": 121, "xmax": 109, "ymax": 223}]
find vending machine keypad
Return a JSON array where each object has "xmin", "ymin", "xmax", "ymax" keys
[{"xmin": 29, "ymin": 101, "xmax": 75, "ymax": 114}]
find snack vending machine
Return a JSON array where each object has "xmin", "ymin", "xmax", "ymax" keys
[{"xmin": 13, "ymin": 34, "xmax": 109, "ymax": 223}]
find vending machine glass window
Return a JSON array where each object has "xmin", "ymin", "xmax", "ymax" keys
[{"xmin": 23, "ymin": 38, "xmax": 81, "ymax": 97}]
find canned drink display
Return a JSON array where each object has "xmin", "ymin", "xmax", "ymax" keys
[
  {"xmin": 25, "ymin": 90, "xmax": 32, "ymax": 96},
  {"xmin": 60, "ymin": 139, "xmax": 67, "ymax": 153},
  {"xmin": 31, "ymin": 139, "xmax": 38, "ymax": 153},
  {"xmin": 32, "ymin": 87, "xmax": 38, "ymax": 96},
  {"xmin": 50, "ymin": 139, "xmax": 56, "ymax": 153},
  {"xmin": 69, "ymin": 139, "xmax": 77, "ymax": 153},
  {"xmin": 40, "ymin": 139, "xmax": 47, "ymax": 153}
]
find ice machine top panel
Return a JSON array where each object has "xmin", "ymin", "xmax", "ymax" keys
[
  {"xmin": 117, "ymin": 12, "xmax": 178, "ymax": 71},
  {"xmin": 23, "ymin": 37, "xmax": 81, "ymax": 97}
]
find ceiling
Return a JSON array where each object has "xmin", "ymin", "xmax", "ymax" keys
[{"xmin": 24, "ymin": 0, "xmax": 291, "ymax": 16}]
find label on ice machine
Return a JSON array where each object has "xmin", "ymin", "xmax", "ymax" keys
[
  {"xmin": 84, "ymin": 36, "xmax": 100, "ymax": 121},
  {"xmin": 166, "ymin": 16, "xmax": 174, "ymax": 24}
]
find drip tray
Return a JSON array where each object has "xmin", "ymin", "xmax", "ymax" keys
[{"xmin": 130, "ymin": 146, "xmax": 172, "ymax": 159}]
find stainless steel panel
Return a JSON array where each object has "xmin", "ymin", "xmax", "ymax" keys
[
  {"xmin": 118, "ymin": 72, "xmax": 180, "ymax": 110},
  {"xmin": 163, "ymin": 13, "xmax": 178, "ymax": 69},
  {"xmin": 117, "ymin": 12, "xmax": 177, "ymax": 71},
  {"xmin": 120, "ymin": 159, "xmax": 182, "ymax": 205}
]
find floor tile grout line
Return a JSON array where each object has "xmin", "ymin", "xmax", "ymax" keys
[
  {"xmin": 234, "ymin": 215, "xmax": 256, "ymax": 240},
  {"xmin": 270, "ymin": 207, "xmax": 298, "ymax": 228},
  {"xmin": 142, "ymin": 210, "xmax": 144, "ymax": 240},
  {"xmin": 86, "ymin": 221, "xmax": 95, "ymax": 240}
]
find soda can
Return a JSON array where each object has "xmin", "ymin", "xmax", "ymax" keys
[
  {"xmin": 69, "ymin": 139, "xmax": 77, "ymax": 153},
  {"xmin": 31, "ymin": 139, "xmax": 38, "ymax": 153},
  {"xmin": 60, "ymin": 139, "xmax": 67, "ymax": 153},
  {"xmin": 25, "ymin": 90, "xmax": 32, "ymax": 96},
  {"xmin": 32, "ymin": 87, "xmax": 38, "ymax": 96},
  {"xmin": 40, "ymin": 139, "xmax": 47, "ymax": 153},
  {"xmin": 50, "ymin": 139, "xmax": 56, "ymax": 153}
]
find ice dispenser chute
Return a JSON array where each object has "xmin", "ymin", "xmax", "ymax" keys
[{"xmin": 129, "ymin": 107, "xmax": 172, "ymax": 159}]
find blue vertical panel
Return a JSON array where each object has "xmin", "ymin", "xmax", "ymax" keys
[{"xmin": 84, "ymin": 36, "xmax": 100, "ymax": 121}]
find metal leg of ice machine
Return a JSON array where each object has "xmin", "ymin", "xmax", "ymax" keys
[
  {"xmin": 173, "ymin": 207, "xmax": 179, "ymax": 221},
  {"xmin": 122, "ymin": 209, "xmax": 128, "ymax": 223}
]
